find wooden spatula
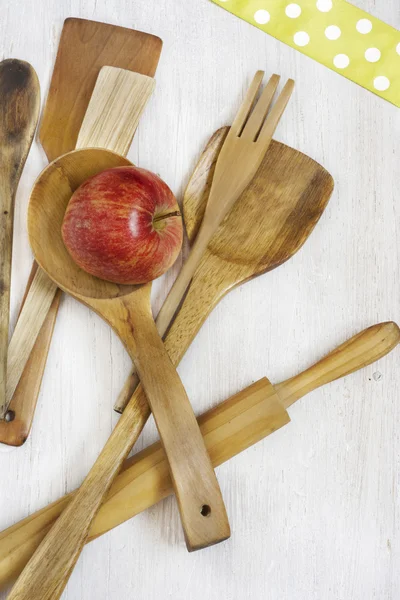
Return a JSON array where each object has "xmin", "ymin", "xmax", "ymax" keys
[
  {"xmin": 0, "ymin": 18, "xmax": 162, "ymax": 445},
  {"xmin": 115, "ymin": 127, "xmax": 334, "ymax": 412},
  {"xmin": 40, "ymin": 18, "xmax": 162, "ymax": 161},
  {"xmin": 1, "ymin": 321, "xmax": 398, "ymax": 589},
  {"xmin": 0, "ymin": 59, "xmax": 39, "ymax": 419}
]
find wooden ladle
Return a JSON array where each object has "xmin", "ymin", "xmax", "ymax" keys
[{"xmin": 8, "ymin": 148, "xmax": 230, "ymax": 600}]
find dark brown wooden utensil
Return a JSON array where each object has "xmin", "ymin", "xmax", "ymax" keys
[{"xmin": 0, "ymin": 59, "xmax": 40, "ymax": 419}]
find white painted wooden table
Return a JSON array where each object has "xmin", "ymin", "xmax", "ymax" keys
[{"xmin": 0, "ymin": 1, "xmax": 399, "ymax": 598}]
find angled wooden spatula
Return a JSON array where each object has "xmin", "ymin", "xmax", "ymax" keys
[
  {"xmin": 0, "ymin": 18, "xmax": 162, "ymax": 445},
  {"xmin": 0, "ymin": 59, "xmax": 40, "ymax": 420}
]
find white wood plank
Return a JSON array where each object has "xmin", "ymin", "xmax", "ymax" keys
[{"xmin": 0, "ymin": 0, "xmax": 399, "ymax": 598}]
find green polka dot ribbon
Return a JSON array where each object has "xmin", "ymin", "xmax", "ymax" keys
[{"xmin": 211, "ymin": 0, "xmax": 400, "ymax": 107}]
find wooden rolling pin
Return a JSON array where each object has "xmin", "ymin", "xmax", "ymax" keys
[{"xmin": 0, "ymin": 321, "xmax": 398, "ymax": 590}]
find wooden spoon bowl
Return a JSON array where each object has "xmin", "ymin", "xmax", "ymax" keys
[{"xmin": 29, "ymin": 148, "xmax": 135, "ymax": 300}]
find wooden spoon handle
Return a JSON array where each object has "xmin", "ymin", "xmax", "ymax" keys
[
  {"xmin": 0, "ymin": 60, "xmax": 40, "ymax": 418},
  {"xmin": 275, "ymin": 322, "xmax": 400, "ymax": 409},
  {"xmin": 113, "ymin": 295, "xmax": 230, "ymax": 551},
  {"xmin": 114, "ymin": 251, "xmax": 232, "ymax": 413}
]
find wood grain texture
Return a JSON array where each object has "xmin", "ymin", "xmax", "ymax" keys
[
  {"xmin": 0, "ymin": 1, "xmax": 399, "ymax": 599},
  {"xmin": 115, "ymin": 127, "xmax": 334, "ymax": 411},
  {"xmin": 5, "ymin": 269, "xmax": 57, "ymax": 413},
  {"xmin": 0, "ymin": 322, "xmax": 398, "ymax": 590},
  {"xmin": 1, "ymin": 67, "xmax": 156, "ymax": 445},
  {"xmin": 0, "ymin": 59, "xmax": 40, "ymax": 418},
  {"xmin": 39, "ymin": 18, "xmax": 162, "ymax": 162},
  {"xmin": 76, "ymin": 67, "xmax": 155, "ymax": 153},
  {"xmin": 9, "ymin": 147, "xmax": 229, "ymax": 599}
]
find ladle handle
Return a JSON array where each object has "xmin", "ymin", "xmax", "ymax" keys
[{"xmin": 110, "ymin": 295, "xmax": 231, "ymax": 552}]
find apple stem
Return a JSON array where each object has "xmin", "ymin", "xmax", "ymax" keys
[{"xmin": 153, "ymin": 210, "xmax": 181, "ymax": 224}]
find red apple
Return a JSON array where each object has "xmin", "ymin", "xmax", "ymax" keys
[{"xmin": 61, "ymin": 166, "xmax": 183, "ymax": 285}]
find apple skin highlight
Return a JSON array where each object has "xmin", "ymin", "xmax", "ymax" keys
[{"xmin": 62, "ymin": 166, "xmax": 183, "ymax": 285}]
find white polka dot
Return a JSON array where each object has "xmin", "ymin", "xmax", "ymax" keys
[
  {"xmin": 285, "ymin": 3, "xmax": 301, "ymax": 18},
  {"xmin": 396, "ymin": 42, "xmax": 400, "ymax": 55},
  {"xmin": 374, "ymin": 76, "xmax": 390, "ymax": 91},
  {"xmin": 254, "ymin": 9, "xmax": 270, "ymax": 24},
  {"xmin": 294, "ymin": 31, "xmax": 310, "ymax": 46},
  {"xmin": 316, "ymin": 0, "xmax": 333, "ymax": 12},
  {"xmin": 333, "ymin": 54, "xmax": 350, "ymax": 68},
  {"xmin": 356, "ymin": 19, "xmax": 372, "ymax": 34},
  {"xmin": 325, "ymin": 25, "xmax": 341, "ymax": 40},
  {"xmin": 365, "ymin": 48, "xmax": 381, "ymax": 63}
]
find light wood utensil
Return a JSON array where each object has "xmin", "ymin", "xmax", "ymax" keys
[
  {"xmin": 0, "ymin": 18, "xmax": 162, "ymax": 446},
  {"xmin": 0, "ymin": 59, "xmax": 40, "ymax": 419},
  {"xmin": 1, "ymin": 321, "xmax": 399, "ymax": 590},
  {"xmin": 41, "ymin": 18, "xmax": 162, "ymax": 161},
  {"xmin": 114, "ymin": 71, "xmax": 294, "ymax": 411},
  {"xmin": 115, "ymin": 126, "xmax": 334, "ymax": 412},
  {"xmin": 8, "ymin": 148, "xmax": 230, "ymax": 600}
]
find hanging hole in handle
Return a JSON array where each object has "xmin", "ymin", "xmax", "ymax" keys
[
  {"xmin": 200, "ymin": 504, "xmax": 211, "ymax": 517},
  {"xmin": 5, "ymin": 410, "xmax": 15, "ymax": 422}
]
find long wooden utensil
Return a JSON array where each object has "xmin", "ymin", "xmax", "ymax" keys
[
  {"xmin": 114, "ymin": 71, "xmax": 294, "ymax": 411},
  {"xmin": 1, "ymin": 321, "xmax": 399, "ymax": 590},
  {"xmin": 0, "ymin": 59, "xmax": 40, "ymax": 419},
  {"xmin": 115, "ymin": 126, "xmax": 334, "ymax": 412},
  {"xmin": 8, "ymin": 147, "xmax": 230, "ymax": 600},
  {"xmin": 0, "ymin": 18, "xmax": 162, "ymax": 445}
]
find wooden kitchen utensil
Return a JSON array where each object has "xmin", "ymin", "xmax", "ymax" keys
[
  {"xmin": 1, "ymin": 321, "xmax": 399, "ymax": 589},
  {"xmin": 0, "ymin": 18, "xmax": 162, "ymax": 445},
  {"xmin": 41, "ymin": 18, "xmax": 162, "ymax": 161},
  {"xmin": 0, "ymin": 59, "xmax": 40, "ymax": 419},
  {"xmin": 8, "ymin": 148, "xmax": 230, "ymax": 600},
  {"xmin": 115, "ymin": 126, "xmax": 334, "ymax": 412},
  {"xmin": 115, "ymin": 71, "xmax": 294, "ymax": 409}
]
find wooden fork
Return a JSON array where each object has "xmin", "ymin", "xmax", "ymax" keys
[{"xmin": 116, "ymin": 71, "xmax": 294, "ymax": 411}]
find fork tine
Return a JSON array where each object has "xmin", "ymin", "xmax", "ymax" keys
[
  {"xmin": 230, "ymin": 70, "xmax": 264, "ymax": 137},
  {"xmin": 240, "ymin": 74, "xmax": 280, "ymax": 141},
  {"xmin": 257, "ymin": 78, "xmax": 295, "ymax": 145}
]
